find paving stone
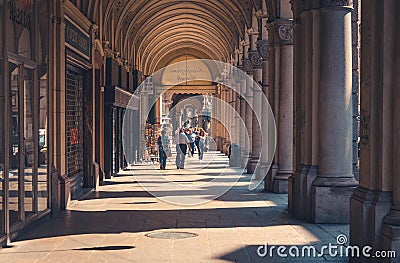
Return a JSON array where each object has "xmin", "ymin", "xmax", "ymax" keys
[{"xmin": 0, "ymin": 151, "xmax": 350, "ymax": 262}]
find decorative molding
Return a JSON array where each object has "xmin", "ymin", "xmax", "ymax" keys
[
  {"xmin": 242, "ymin": 58, "xmax": 253, "ymax": 75},
  {"xmin": 65, "ymin": 0, "xmax": 92, "ymax": 32},
  {"xmin": 249, "ymin": 50, "xmax": 262, "ymax": 69},
  {"xmin": 274, "ymin": 20, "xmax": 294, "ymax": 45},
  {"xmin": 255, "ymin": 9, "xmax": 268, "ymax": 19},
  {"xmin": 257, "ymin": 39, "xmax": 269, "ymax": 61},
  {"xmin": 320, "ymin": 0, "xmax": 352, "ymax": 8}
]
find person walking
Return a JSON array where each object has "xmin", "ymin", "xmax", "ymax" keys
[
  {"xmin": 198, "ymin": 129, "xmax": 206, "ymax": 160},
  {"xmin": 175, "ymin": 128, "xmax": 190, "ymax": 169},
  {"xmin": 157, "ymin": 130, "xmax": 169, "ymax": 170},
  {"xmin": 186, "ymin": 128, "xmax": 196, "ymax": 157}
]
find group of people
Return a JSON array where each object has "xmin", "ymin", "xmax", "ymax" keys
[{"xmin": 157, "ymin": 127, "xmax": 208, "ymax": 170}]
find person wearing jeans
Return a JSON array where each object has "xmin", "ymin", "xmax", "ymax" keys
[
  {"xmin": 186, "ymin": 128, "xmax": 196, "ymax": 157},
  {"xmin": 157, "ymin": 130, "xmax": 169, "ymax": 170},
  {"xmin": 198, "ymin": 129, "xmax": 206, "ymax": 160},
  {"xmin": 175, "ymin": 128, "xmax": 190, "ymax": 169}
]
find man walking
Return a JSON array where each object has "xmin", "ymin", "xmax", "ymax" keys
[
  {"xmin": 175, "ymin": 128, "xmax": 190, "ymax": 169},
  {"xmin": 157, "ymin": 130, "xmax": 169, "ymax": 170}
]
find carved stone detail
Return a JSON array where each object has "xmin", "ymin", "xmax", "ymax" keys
[
  {"xmin": 242, "ymin": 58, "xmax": 253, "ymax": 75},
  {"xmin": 257, "ymin": 39, "xmax": 269, "ymax": 61},
  {"xmin": 249, "ymin": 50, "xmax": 262, "ymax": 69},
  {"xmin": 320, "ymin": 0, "xmax": 352, "ymax": 8},
  {"xmin": 274, "ymin": 20, "xmax": 294, "ymax": 45}
]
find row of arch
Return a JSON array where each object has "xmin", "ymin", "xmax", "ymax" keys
[{"xmin": 69, "ymin": 0, "xmax": 277, "ymax": 75}]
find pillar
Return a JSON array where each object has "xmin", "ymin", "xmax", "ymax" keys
[
  {"xmin": 140, "ymin": 93, "xmax": 149, "ymax": 161},
  {"xmin": 247, "ymin": 32, "xmax": 263, "ymax": 175},
  {"xmin": 312, "ymin": 0, "xmax": 357, "ymax": 223},
  {"xmin": 242, "ymin": 38, "xmax": 253, "ymax": 171},
  {"xmin": 238, "ymin": 61, "xmax": 248, "ymax": 167},
  {"xmin": 272, "ymin": 19, "xmax": 294, "ymax": 193},
  {"xmin": 350, "ymin": 0, "xmax": 400, "ymax": 260},
  {"xmin": 257, "ymin": 36, "xmax": 271, "ymax": 182}
]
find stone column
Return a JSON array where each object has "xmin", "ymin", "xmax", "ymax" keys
[
  {"xmin": 233, "ymin": 86, "xmax": 240, "ymax": 145},
  {"xmin": 312, "ymin": 0, "xmax": 357, "ymax": 223},
  {"xmin": 228, "ymin": 83, "xmax": 235, "ymax": 144},
  {"xmin": 242, "ymin": 41, "xmax": 253, "ymax": 169},
  {"xmin": 218, "ymin": 85, "xmax": 224, "ymax": 150},
  {"xmin": 247, "ymin": 33, "xmax": 263, "ymax": 174},
  {"xmin": 140, "ymin": 93, "xmax": 149, "ymax": 160},
  {"xmin": 350, "ymin": 0, "xmax": 400, "ymax": 258},
  {"xmin": 272, "ymin": 19, "xmax": 294, "ymax": 193},
  {"xmin": 289, "ymin": 2, "xmax": 301, "ymax": 214},
  {"xmin": 351, "ymin": 0, "xmax": 360, "ymax": 180},
  {"xmin": 221, "ymin": 85, "xmax": 229, "ymax": 153},
  {"xmin": 307, "ymin": 9, "xmax": 321, "ymax": 221},
  {"xmin": 238, "ymin": 68, "xmax": 248, "ymax": 167},
  {"xmin": 257, "ymin": 38, "xmax": 271, "ymax": 181},
  {"xmin": 264, "ymin": 23, "xmax": 277, "ymax": 192},
  {"xmin": 229, "ymin": 84, "xmax": 238, "ymax": 144},
  {"xmin": 234, "ymin": 53, "xmax": 242, "ymax": 148},
  {"xmin": 47, "ymin": 1, "xmax": 67, "ymax": 209},
  {"xmin": 293, "ymin": 7, "xmax": 321, "ymax": 221}
]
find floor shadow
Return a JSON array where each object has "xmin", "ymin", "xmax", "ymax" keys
[
  {"xmin": 100, "ymin": 180, "xmax": 137, "ymax": 186},
  {"xmin": 74, "ymin": 246, "xmax": 135, "ymax": 251},
  {"xmin": 12, "ymin": 204, "xmax": 300, "ymax": 242}
]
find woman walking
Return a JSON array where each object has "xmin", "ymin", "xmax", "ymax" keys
[{"xmin": 197, "ymin": 129, "xmax": 206, "ymax": 160}]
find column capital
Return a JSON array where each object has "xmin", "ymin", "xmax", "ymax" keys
[
  {"xmin": 273, "ymin": 19, "xmax": 294, "ymax": 46},
  {"xmin": 242, "ymin": 58, "xmax": 253, "ymax": 75},
  {"xmin": 249, "ymin": 50, "xmax": 262, "ymax": 69},
  {"xmin": 319, "ymin": 0, "xmax": 353, "ymax": 8},
  {"xmin": 240, "ymin": 40, "xmax": 248, "ymax": 47},
  {"xmin": 256, "ymin": 39, "xmax": 269, "ymax": 61},
  {"xmin": 247, "ymin": 28, "xmax": 258, "ymax": 36}
]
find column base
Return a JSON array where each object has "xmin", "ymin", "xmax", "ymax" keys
[
  {"xmin": 228, "ymin": 144, "xmax": 241, "ymax": 167},
  {"xmin": 382, "ymin": 218, "xmax": 400, "ymax": 263},
  {"xmin": 246, "ymin": 156, "xmax": 259, "ymax": 175},
  {"xmin": 349, "ymin": 187, "xmax": 392, "ymax": 261},
  {"xmin": 288, "ymin": 175, "xmax": 295, "ymax": 213},
  {"xmin": 288, "ymin": 166, "xmax": 318, "ymax": 217},
  {"xmin": 256, "ymin": 161, "xmax": 270, "ymax": 184},
  {"xmin": 290, "ymin": 164, "xmax": 309, "ymax": 218},
  {"xmin": 240, "ymin": 151, "xmax": 248, "ymax": 168},
  {"xmin": 272, "ymin": 170, "xmax": 291, "ymax": 194},
  {"xmin": 304, "ymin": 166, "xmax": 318, "ymax": 221},
  {"xmin": 241, "ymin": 152, "xmax": 251, "ymax": 170},
  {"xmin": 264, "ymin": 164, "xmax": 278, "ymax": 192},
  {"xmin": 312, "ymin": 178, "xmax": 357, "ymax": 223}
]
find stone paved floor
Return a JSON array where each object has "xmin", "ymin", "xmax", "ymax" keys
[{"xmin": 0, "ymin": 151, "xmax": 349, "ymax": 262}]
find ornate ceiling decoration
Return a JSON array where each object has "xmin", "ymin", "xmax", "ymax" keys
[{"xmin": 103, "ymin": 0, "xmax": 254, "ymax": 74}]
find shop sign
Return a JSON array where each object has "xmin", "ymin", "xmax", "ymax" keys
[
  {"xmin": 8, "ymin": 0, "xmax": 32, "ymax": 29},
  {"xmin": 65, "ymin": 18, "xmax": 91, "ymax": 60}
]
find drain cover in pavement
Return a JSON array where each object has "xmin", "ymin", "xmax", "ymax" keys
[{"xmin": 145, "ymin": 231, "xmax": 198, "ymax": 239}]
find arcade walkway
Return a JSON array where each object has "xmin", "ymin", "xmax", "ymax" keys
[{"xmin": 0, "ymin": 152, "xmax": 348, "ymax": 262}]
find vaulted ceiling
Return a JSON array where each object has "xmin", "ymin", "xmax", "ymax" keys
[
  {"xmin": 102, "ymin": 0, "xmax": 256, "ymax": 74},
  {"xmin": 69, "ymin": 0, "xmax": 294, "ymax": 75}
]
